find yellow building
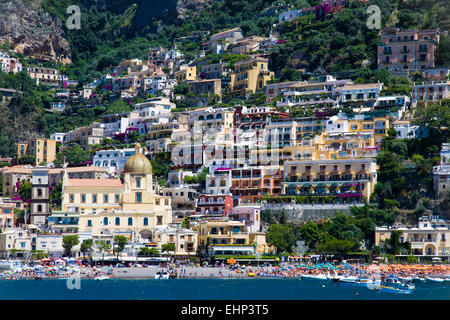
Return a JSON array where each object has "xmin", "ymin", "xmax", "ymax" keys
[
  {"xmin": 326, "ymin": 115, "xmax": 390, "ymax": 146},
  {"xmin": 194, "ymin": 219, "xmax": 250, "ymax": 248},
  {"xmin": 229, "ymin": 57, "xmax": 274, "ymax": 98},
  {"xmin": 250, "ymin": 131, "xmax": 378, "ymax": 166},
  {"xmin": 175, "ymin": 66, "xmax": 197, "ymax": 82},
  {"xmin": 17, "ymin": 138, "xmax": 57, "ymax": 166},
  {"xmin": 283, "ymin": 158, "xmax": 378, "ymax": 201},
  {"xmin": 61, "ymin": 144, "xmax": 172, "ymax": 243}
]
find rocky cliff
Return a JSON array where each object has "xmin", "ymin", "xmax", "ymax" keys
[{"xmin": 0, "ymin": 0, "xmax": 71, "ymax": 64}]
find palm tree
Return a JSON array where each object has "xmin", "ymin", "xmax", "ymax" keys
[{"xmin": 97, "ymin": 241, "xmax": 112, "ymax": 265}]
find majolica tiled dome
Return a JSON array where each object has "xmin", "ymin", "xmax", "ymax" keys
[{"xmin": 123, "ymin": 143, "xmax": 152, "ymax": 174}]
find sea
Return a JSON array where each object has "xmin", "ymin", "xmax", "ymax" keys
[{"xmin": 0, "ymin": 279, "xmax": 449, "ymax": 300}]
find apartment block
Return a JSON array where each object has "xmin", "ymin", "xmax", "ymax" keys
[
  {"xmin": 17, "ymin": 138, "xmax": 57, "ymax": 166},
  {"xmin": 377, "ymin": 28, "xmax": 440, "ymax": 71}
]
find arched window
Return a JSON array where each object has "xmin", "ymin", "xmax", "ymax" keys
[
  {"xmin": 143, "ymin": 217, "xmax": 148, "ymax": 226},
  {"xmin": 103, "ymin": 217, "xmax": 108, "ymax": 225},
  {"xmin": 128, "ymin": 217, "xmax": 133, "ymax": 226},
  {"xmin": 115, "ymin": 217, "xmax": 120, "ymax": 226},
  {"xmin": 37, "ymin": 204, "xmax": 42, "ymax": 212}
]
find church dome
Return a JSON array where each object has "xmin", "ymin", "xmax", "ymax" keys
[{"xmin": 123, "ymin": 143, "xmax": 152, "ymax": 174}]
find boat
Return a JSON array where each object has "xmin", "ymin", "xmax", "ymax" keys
[
  {"xmin": 248, "ymin": 272, "xmax": 256, "ymax": 277},
  {"xmin": 155, "ymin": 271, "xmax": 169, "ymax": 279},
  {"xmin": 426, "ymin": 276, "xmax": 445, "ymax": 283},
  {"xmin": 34, "ymin": 276, "xmax": 44, "ymax": 280},
  {"xmin": 334, "ymin": 275, "xmax": 358, "ymax": 283},
  {"xmin": 95, "ymin": 275, "xmax": 110, "ymax": 281},
  {"xmin": 378, "ymin": 285, "xmax": 415, "ymax": 294},
  {"xmin": 301, "ymin": 273, "xmax": 328, "ymax": 281},
  {"xmin": 411, "ymin": 276, "xmax": 426, "ymax": 283}
]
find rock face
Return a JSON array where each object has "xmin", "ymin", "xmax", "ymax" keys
[{"xmin": 0, "ymin": 0, "xmax": 71, "ymax": 64}]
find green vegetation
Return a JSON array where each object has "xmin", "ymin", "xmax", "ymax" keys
[
  {"xmin": 80, "ymin": 239, "xmax": 94, "ymax": 258},
  {"xmin": 62, "ymin": 234, "xmax": 80, "ymax": 257}
]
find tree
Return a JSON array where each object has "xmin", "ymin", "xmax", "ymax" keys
[
  {"xmin": 266, "ymin": 224, "xmax": 296, "ymax": 254},
  {"xmin": 114, "ymin": 235, "xmax": 128, "ymax": 259},
  {"xmin": 97, "ymin": 241, "xmax": 112, "ymax": 264},
  {"xmin": 54, "ymin": 144, "xmax": 90, "ymax": 167},
  {"xmin": 385, "ymin": 230, "xmax": 403, "ymax": 255},
  {"xmin": 105, "ymin": 99, "xmax": 131, "ymax": 114},
  {"xmin": 18, "ymin": 155, "xmax": 35, "ymax": 165},
  {"xmin": 18, "ymin": 181, "xmax": 32, "ymax": 204},
  {"xmin": 80, "ymin": 239, "xmax": 93, "ymax": 258},
  {"xmin": 316, "ymin": 238, "xmax": 354, "ymax": 255},
  {"xmin": 14, "ymin": 209, "xmax": 25, "ymax": 226},
  {"xmin": 139, "ymin": 247, "xmax": 159, "ymax": 256},
  {"xmin": 161, "ymin": 243, "xmax": 176, "ymax": 253},
  {"xmin": 62, "ymin": 235, "xmax": 80, "ymax": 257},
  {"xmin": 299, "ymin": 221, "xmax": 322, "ymax": 250},
  {"xmin": 49, "ymin": 181, "xmax": 63, "ymax": 210},
  {"xmin": 411, "ymin": 154, "xmax": 433, "ymax": 178}
]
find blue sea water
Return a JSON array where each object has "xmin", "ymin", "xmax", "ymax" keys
[{"xmin": 0, "ymin": 279, "xmax": 448, "ymax": 300}]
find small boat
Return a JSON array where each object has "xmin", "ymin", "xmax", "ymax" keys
[
  {"xmin": 248, "ymin": 273, "xmax": 256, "ymax": 277},
  {"xmin": 426, "ymin": 276, "xmax": 445, "ymax": 283},
  {"xmin": 411, "ymin": 276, "xmax": 426, "ymax": 283},
  {"xmin": 34, "ymin": 276, "xmax": 43, "ymax": 281},
  {"xmin": 155, "ymin": 271, "xmax": 169, "ymax": 279},
  {"xmin": 379, "ymin": 285, "xmax": 415, "ymax": 295},
  {"xmin": 95, "ymin": 275, "xmax": 110, "ymax": 281},
  {"xmin": 301, "ymin": 274, "xmax": 328, "ymax": 281}
]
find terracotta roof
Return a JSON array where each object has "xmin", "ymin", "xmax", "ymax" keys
[
  {"xmin": 66, "ymin": 179, "xmax": 123, "ymax": 187},
  {"xmin": 4, "ymin": 167, "xmax": 32, "ymax": 174}
]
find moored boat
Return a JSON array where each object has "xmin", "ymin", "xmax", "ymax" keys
[
  {"xmin": 301, "ymin": 273, "xmax": 328, "ymax": 281},
  {"xmin": 426, "ymin": 276, "xmax": 445, "ymax": 283},
  {"xmin": 155, "ymin": 271, "xmax": 169, "ymax": 279}
]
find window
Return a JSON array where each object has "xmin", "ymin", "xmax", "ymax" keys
[
  {"xmin": 128, "ymin": 217, "xmax": 133, "ymax": 226},
  {"xmin": 81, "ymin": 194, "xmax": 86, "ymax": 203},
  {"xmin": 115, "ymin": 194, "xmax": 120, "ymax": 202},
  {"xmin": 157, "ymin": 216, "xmax": 163, "ymax": 225},
  {"xmin": 69, "ymin": 194, "xmax": 74, "ymax": 203},
  {"xmin": 92, "ymin": 194, "xmax": 97, "ymax": 203},
  {"xmin": 143, "ymin": 217, "xmax": 148, "ymax": 226},
  {"xmin": 104, "ymin": 194, "xmax": 108, "ymax": 203},
  {"xmin": 87, "ymin": 220, "xmax": 92, "ymax": 227},
  {"xmin": 136, "ymin": 177, "xmax": 141, "ymax": 188},
  {"xmin": 136, "ymin": 192, "xmax": 142, "ymax": 203},
  {"xmin": 115, "ymin": 217, "xmax": 120, "ymax": 226},
  {"xmin": 103, "ymin": 217, "xmax": 108, "ymax": 225}
]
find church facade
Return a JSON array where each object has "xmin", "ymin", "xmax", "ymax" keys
[{"xmin": 61, "ymin": 144, "xmax": 172, "ymax": 244}]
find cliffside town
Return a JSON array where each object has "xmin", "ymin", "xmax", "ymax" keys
[{"xmin": 0, "ymin": 0, "xmax": 449, "ymax": 263}]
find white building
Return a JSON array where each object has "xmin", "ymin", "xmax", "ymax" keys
[
  {"xmin": 134, "ymin": 97, "xmax": 175, "ymax": 118},
  {"xmin": 339, "ymin": 83, "xmax": 383, "ymax": 103},
  {"xmin": 32, "ymin": 234, "xmax": 64, "ymax": 257},
  {"xmin": 101, "ymin": 112, "xmax": 140, "ymax": 137},
  {"xmin": 154, "ymin": 223, "xmax": 198, "ymax": 256},
  {"xmin": 393, "ymin": 120, "xmax": 427, "ymax": 139},
  {"xmin": 433, "ymin": 143, "xmax": 450, "ymax": 197},
  {"xmin": 0, "ymin": 228, "xmax": 32, "ymax": 258},
  {"xmin": 206, "ymin": 167, "xmax": 233, "ymax": 195},
  {"xmin": 376, "ymin": 216, "xmax": 450, "ymax": 258},
  {"xmin": 0, "ymin": 51, "xmax": 22, "ymax": 74},
  {"xmin": 412, "ymin": 81, "xmax": 450, "ymax": 104},
  {"xmin": 228, "ymin": 206, "xmax": 261, "ymax": 233},
  {"xmin": 50, "ymin": 133, "xmax": 66, "ymax": 142},
  {"xmin": 93, "ymin": 148, "xmax": 135, "ymax": 174}
]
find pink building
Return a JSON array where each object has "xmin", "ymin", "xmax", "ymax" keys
[{"xmin": 377, "ymin": 28, "xmax": 440, "ymax": 71}]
